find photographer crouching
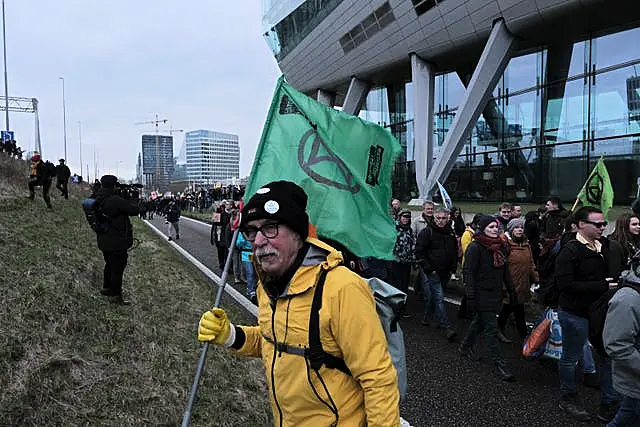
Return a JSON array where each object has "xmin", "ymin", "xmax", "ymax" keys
[{"xmin": 92, "ymin": 175, "xmax": 140, "ymax": 304}]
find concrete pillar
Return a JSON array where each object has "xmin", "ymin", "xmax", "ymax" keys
[
  {"xmin": 316, "ymin": 89, "xmax": 336, "ymax": 107},
  {"xmin": 425, "ymin": 19, "xmax": 517, "ymax": 195},
  {"xmin": 410, "ymin": 53, "xmax": 435, "ymax": 199},
  {"xmin": 342, "ymin": 76, "xmax": 370, "ymax": 115}
]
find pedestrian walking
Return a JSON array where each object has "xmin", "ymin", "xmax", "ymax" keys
[
  {"xmin": 498, "ymin": 218, "xmax": 539, "ymax": 342},
  {"xmin": 55, "ymin": 159, "xmax": 71, "ymax": 200},
  {"xmin": 197, "ymin": 181, "xmax": 400, "ymax": 426},
  {"xmin": 459, "ymin": 215, "xmax": 517, "ymax": 381}
]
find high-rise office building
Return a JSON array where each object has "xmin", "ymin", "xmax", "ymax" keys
[
  {"xmin": 141, "ymin": 134, "xmax": 174, "ymax": 191},
  {"xmin": 263, "ymin": 0, "xmax": 640, "ymax": 203},
  {"xmin": 185, "ymin": 130, "xmax": 240, "ymax": 184}
]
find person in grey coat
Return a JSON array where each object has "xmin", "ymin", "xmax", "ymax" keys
[{"xmin": 604, "ymin": 260, "xmax": 640, "ymax": 426}]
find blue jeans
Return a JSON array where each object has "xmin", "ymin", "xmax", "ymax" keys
[
  {"xmin": 557, "ymin": 309, "xmax": 618, "ymax": 404},
  {"xmin": 243, "ymin": 261, "xmax": 257, "ymax": 297},
  {"xmin": 608, "ymin": 396, "xmax": 640, "ymax": 427},
  {"xmin": 582, "ymin": 340, "xmax": 596, "ymax": 374},
  {"xmin": 419, "ymin": 268, "xmax": 451, "ymax": 328}
]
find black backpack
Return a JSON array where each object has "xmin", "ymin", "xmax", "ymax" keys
[
  {"xmin": 82, "ymin": 197, "xmax": 111, "ymax": 234},
  {"xmin": 589, "ymin": 282, "xmax": 640, "ymax": 355}
]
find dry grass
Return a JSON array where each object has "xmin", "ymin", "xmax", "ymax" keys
[{"xmin": 0, "ymin": 157, "xmax": 271, "ymax": 426}]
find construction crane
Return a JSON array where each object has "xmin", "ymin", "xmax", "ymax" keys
[{"xmin": 135, "ymin": 114, "xmax": 168, "ymax": 192}]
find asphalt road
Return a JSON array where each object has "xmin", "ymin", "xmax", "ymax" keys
[{"xmin": 146, "ymin": 215, "xmax": 604, "ymax": 427}]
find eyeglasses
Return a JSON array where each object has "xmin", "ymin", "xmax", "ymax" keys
[
  {"xmin": 583, "ymin": 220, "xmax": 608, "ymax": 228},
  {"xmin": 434, "ymin": 216, "xmax": 449, "ymax": 221},
  {"xmin": 242, "ymin": 223, "xmax": 279, "ymax": 242}
]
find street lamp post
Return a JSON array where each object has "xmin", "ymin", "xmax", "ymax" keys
[
  {"xmin": 2, "ymin": 0, "xmax": 10, "ymax": 133},
  {"xmin": 78, "ymin": 121, "xmax": 82, "ymax": 178},
  {"xmin": 59, "ymin": 76, "xmax": 67, "ymax": 160},
  {"xmin": 116, "ymin": 160, "xmax": 124, "ymax": 178}
]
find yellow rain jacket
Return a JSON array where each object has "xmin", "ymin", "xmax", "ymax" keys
[{"xmin": 235, "ymin": 238, "xmax": 400, "ymax": 426}]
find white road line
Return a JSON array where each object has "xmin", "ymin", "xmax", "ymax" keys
[
  {"xmin": 143, "ymin": 219, "xmax": 258, "ymax": 318},
  {"xmin": 181, "ymin": 216, "xmax": 211, "ymax": 228}
]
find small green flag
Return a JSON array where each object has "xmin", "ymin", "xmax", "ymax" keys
[
  {"xmin": 246, "ymin": 76, "xmax": 402, "ymax": 260},
  {"xmin": 576, "ymin": 156, "xmax": 614, "ymax": 219}
]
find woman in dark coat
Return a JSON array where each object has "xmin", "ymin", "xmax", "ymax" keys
[{"xmin": 459, "ymin": 215, "xmax": 517, "ymax": 382}]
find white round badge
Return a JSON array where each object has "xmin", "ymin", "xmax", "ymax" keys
[
  {"xmin": 256, "ymin": 187, "xmax": 270, "ymax": 194},
  {"xmin": 264, "ymin": 200, "xmax": 279, "ymax": 214}
]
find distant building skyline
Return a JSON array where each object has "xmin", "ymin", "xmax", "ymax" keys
[
  {"xmin": 141, "ymin": 134, "xmax": 174, "ymax": 191},
  {"xmin": 185, "ymin": 130, "xmax": 240, "ymax": 183}
]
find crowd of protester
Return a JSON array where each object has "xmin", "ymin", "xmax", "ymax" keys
[
  {"xmin": 0, "ymin": 138, "xmax": 23, "ymax": 159},
  {"xmin": 381, "ymin": 197, "xmax": 640, "ymax": 424}
]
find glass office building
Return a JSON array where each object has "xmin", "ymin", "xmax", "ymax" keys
[
  {"xmin": 358, "ymin": 26, "xmax": 640, "ymax": 203},
  {"xmin": 185, "ymin": 130, "xmax": 240, "ymax": 184},
  {"xmin": 141, "ymin": 134, "xmax": 174, "ymax": 191}
]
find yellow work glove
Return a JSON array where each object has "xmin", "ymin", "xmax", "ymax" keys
[{"xmin": 198, "ymin": 308, "xmax": 236, "ymax": 347}]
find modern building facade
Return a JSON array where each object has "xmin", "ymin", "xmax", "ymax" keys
[
  {"xmin": 141, "ymin": 134, "xmax": 174, "ymax": 191},
  {"xmin": 262, "ymin": 0, "xmax": 640, "ymax": 203},
  {"xmin": 185, "ymin": 130, "xmax": 240, "ymax": 184}
]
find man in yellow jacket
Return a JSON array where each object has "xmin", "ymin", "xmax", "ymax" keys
[{"xmin": 198, "ymin": 180, "xmax": 400, "ymax": 426}]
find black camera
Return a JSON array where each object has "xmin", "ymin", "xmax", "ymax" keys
[{"xmin": 116, "ymin": 183, "xmax": 143, "ymax": 200}]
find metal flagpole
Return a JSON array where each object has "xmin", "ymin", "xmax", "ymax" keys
[{"xmin": 181, "ymin": 222, "xmax": 241, "ymax": 427}]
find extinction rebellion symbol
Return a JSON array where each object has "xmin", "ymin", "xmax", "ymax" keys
[
  {"xmin": 585, "ymin": 172, "xmax": 603, "ymax": 204},
  {"xmin": 297, "ymin": 129, "xmax": 361, "ymax": 194}
]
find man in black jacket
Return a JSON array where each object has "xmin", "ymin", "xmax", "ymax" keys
[
  {"xmin": 415, "ymin": 206, "xmax": 458, "ymax": 341},
  {"xmin": 94, "ymin": 175, "xmax": 140, "ymax": 304},
  {"xmin": 55, "ymin": 159, "xmax": 71, "ymax": 199},
  {"xmin": 555, "ymin": 206, "xmax": 619, "ymax": 422}
]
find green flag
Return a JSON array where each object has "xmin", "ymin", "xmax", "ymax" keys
[
  {"xmin": 576, "ymin": 156, "xmax": 614, "ymax": 219},
  {"xmin": 246, "ymin": 76, "xmax": 402, "ymax": 260}
]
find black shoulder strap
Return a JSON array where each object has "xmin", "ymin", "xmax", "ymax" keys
[{"xmin": 308, "ymin": 268, "xmax": 351, "ymax": 376}]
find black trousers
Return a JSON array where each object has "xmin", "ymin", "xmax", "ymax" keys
[
  {"xmin": 28, "ymin": 180, "xmax": 52, "ymax": 207},
  {"xmin": 497, "ymin": 303, "xmax": 528, "ymax": 338},
  {"xmin": 216, "ymin": 245, "xmax": 228, "ymax": 270},
  {"xmin": 102, "ymin": 250, "xmax": 129, "ymax": 296},
  {"xmin": 56, "ymin": 179, "xmax": 69, "ymax": 199},
  {"xmin": 391, "ymin": 262, "xmax": 412, "ymax": 294}
]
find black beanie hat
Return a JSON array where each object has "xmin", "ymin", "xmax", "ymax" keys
[
  {"xmin": 477, "ymin": 215, "xmax": 498, "ymax": 233},
  {"xmin": 100, "ymin": 175, "xmax": 118, "ymax": 189},
  {"xmin": 241, "ymin": 181, "xmax": 309, "ymax": 240}
]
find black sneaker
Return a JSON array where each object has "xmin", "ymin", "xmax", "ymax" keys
[
  {"xmin": 597, "ymin": 402, "xmax": 619, "ymax": 423},
  {"xmin": 100, "ymin": 288, "xmax": 117, "ymax": 296},
  {"xmin": 176, "ymin": 234, "xmax": 180, "ymax": 240},
  {"xmin": 496, "ymin": 364, "xmax": 516, "ymax": 382},
  {"xmin": 444, "ymin": 328, "xmax": 457, "ymax": 342},
  {"xmin": 458, "ymin": 345, "xmax": 480, "ymax": 361},
  {"xmin": 583, "ymin": 372, "xmax": 600, "ymax": 390},
  {"xmin": 168, "ymin": 236, "xmax": 172, "ymax": 241},
  {"xmin": 558, "ymin": 398, "xmax": 591, "ymax": 422}
]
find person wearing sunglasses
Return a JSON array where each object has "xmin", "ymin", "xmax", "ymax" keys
[
  {"xmin": 555, "ymin": 206, "xmax": 622, "ymax": 423},
  {"xmin": 197, "ymin": 180, "xmax": 400, "ymax": 426}
]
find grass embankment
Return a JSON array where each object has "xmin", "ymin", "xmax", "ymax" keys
[{"xmin": 0, "ymin": 156, "xmax": 271, "ymax": 426}]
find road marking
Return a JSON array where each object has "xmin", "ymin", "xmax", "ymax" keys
[
  {"xmin": 181, "ymin": 216, "xmax": 212, "ymax": 228},
  {"xmin": 144, "ymin": 219, "xmax": 258, "ymax": 318}
]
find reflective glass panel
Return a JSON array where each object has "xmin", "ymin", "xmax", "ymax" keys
[
  {"xmin": 592, "ymin": 65, "xmax": 640, "ymax": 141},
  {"xmin": 593, "ymin": 27, "xmax": 640, "ymax": 71}
]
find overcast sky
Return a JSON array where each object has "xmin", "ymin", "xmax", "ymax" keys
[{"xmin": 6, "ymin": 1, "xmax": 281, "ymax": 180}]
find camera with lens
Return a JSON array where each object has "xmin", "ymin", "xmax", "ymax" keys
[{"xmin": 116, "ymin": 183, "xmax": 143, "ymax": 200}]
